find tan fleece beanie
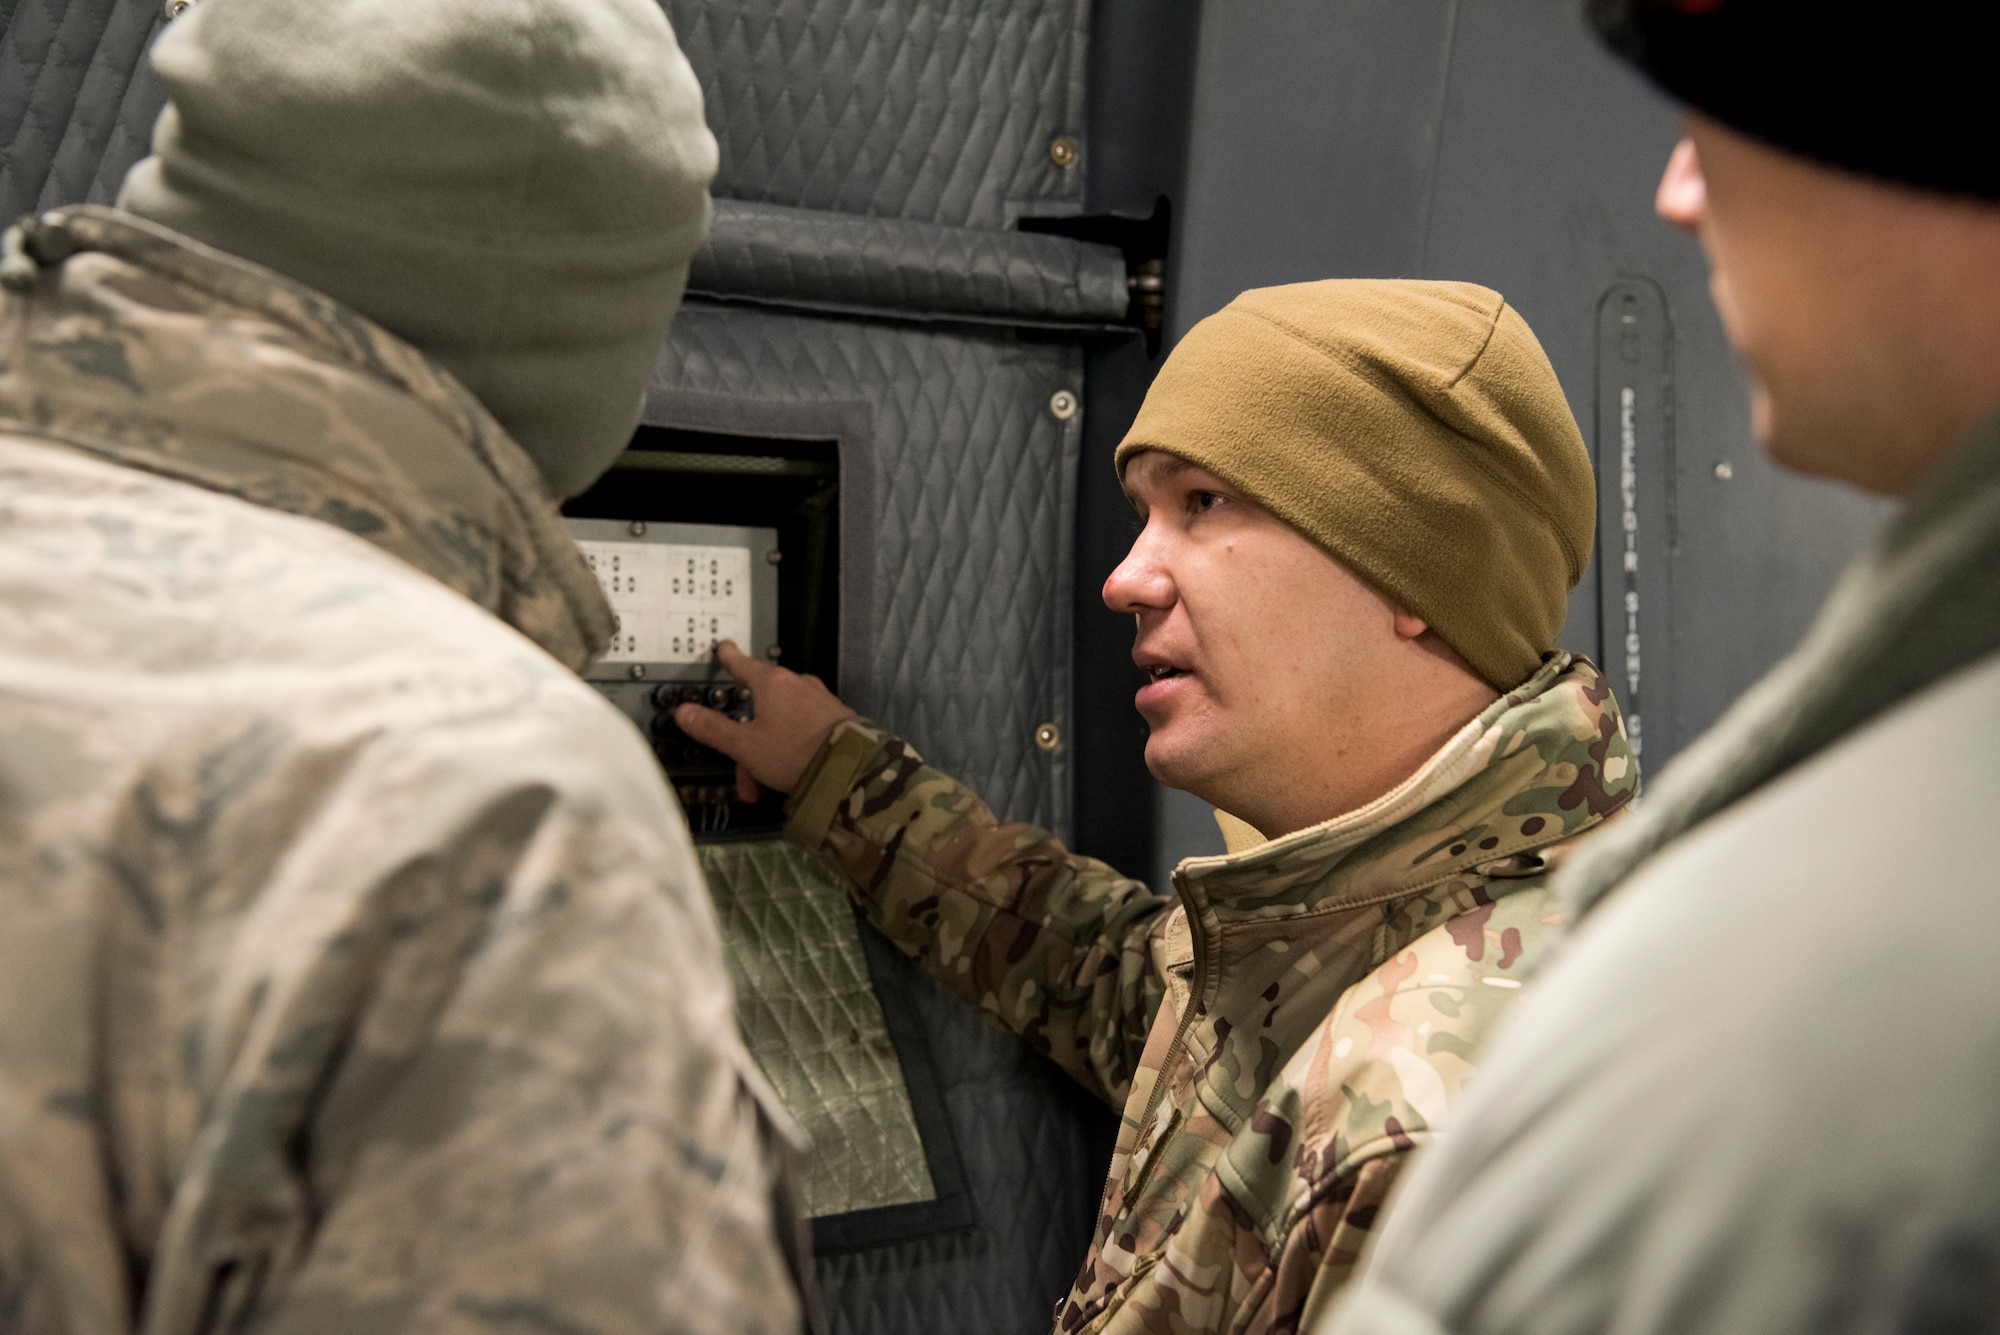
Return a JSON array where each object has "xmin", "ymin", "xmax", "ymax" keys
[{"xmin": 1115, "ymin": 280, "xmax": 1594, "ymax": 689}]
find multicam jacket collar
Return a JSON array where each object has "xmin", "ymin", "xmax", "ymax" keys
[
  {"xmin": 1172, "ymin": 649, "xmax": 1632, "ymax": 938},
  {"xmin": 0, "ymin": 206, "xmax": 612, "ymax": 671}
]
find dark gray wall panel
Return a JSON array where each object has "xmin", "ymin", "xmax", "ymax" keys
[
  {"xmin": 653, "ymin": 303, "xmax": 1082, "ymax": 837},
  {"xmin": 1416, "ymin": 0, "xmax": 1893, "ymax": 764},
  {"xmin": 1169, "ymin": 0, "xmax": 1460, "ymax": 323},
  {"xmin": 1067, "ymin": 0, "xmax": 1201, "ymax": 879},
  {"xmin": 664, "ymin": 0, "xmax": 1089, "ymax": 227},
  {"xmin": 1156, "ymin": 0, "xmax": 1893, "ymax": 871},
  {"xmin": 652, "ymin": 305, "xmax": 1106, "ymax": 1334},
  {"xmin": 0, "ymin": 0, "xmax": 165, "ymax": 220},
  {"xmin": 4, "ymin": 0, "xmax": 1096, "ymax": 237}
]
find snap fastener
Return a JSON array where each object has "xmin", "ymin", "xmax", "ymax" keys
[
  {"xmin": 1034, "ymin": 723, "xmax": 1062, "ymax": 751},
  {"xmin": 1049, "ymin": 136, "xmax": 1079, "ymax": 168},
  {"xmin": 1049, "ymin": 390, "xmax": 1079, "ymax": 421}
]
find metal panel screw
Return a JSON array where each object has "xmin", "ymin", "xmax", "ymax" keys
[
  {"xmin": 1034, "ymin": 722, "xmax": 1062, "ymax": 751},
  {"xmin": 1713, "ymin": 461, "xmax": 1734, "ymax": 480},
  {"xmin": 1049, "ymin": 390, "xmax": 1079, "ymax": 421},
  {"xmin": 629, "ymin": 663, "xmax": 648, "ymax": 679},
  {"xmin": 1049, "ymin": 136, "xmax": 1079, "ymax": 168},
  {"xmin": 628, "ymin": 520, "xmax": 647, "ymax": 537}
]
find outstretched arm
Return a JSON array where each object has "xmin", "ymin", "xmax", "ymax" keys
[{"xmin": 679, "ymin": 643, "xmax": 1169, "ymax": 1108}]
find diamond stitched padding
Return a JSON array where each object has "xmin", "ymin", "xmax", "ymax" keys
[
  {"xmin": 661, "ymin": 300, "xmax": 1109, "ymax": 1331},
  {"xmin": 0, "ymin": 0, "xmax": 167, "ymax": 221},
  {"xmin": 656, "ymin": 301, "xmax": 1079, "ymax": 836},
  {"xmin": 663, "ymin": 0, "xmax": 1087, "ymax": 228},
  {"xmin": 701, "ymin": 840, "xmax": 935, "ymax": 1219}
]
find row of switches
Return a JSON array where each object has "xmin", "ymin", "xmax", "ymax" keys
[{"xmin": 652, "ymin": 682, "xmax": 752, "ymax": 713}]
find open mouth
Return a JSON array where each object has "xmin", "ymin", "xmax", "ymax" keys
[{"xmin": 1146, "ymin": 665, "xmax": 1187, "ymax": 682}]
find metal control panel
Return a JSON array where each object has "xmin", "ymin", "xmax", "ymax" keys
[
  {"xmin": 570, "ymin": 518, "xmax": 784, "ymax": 836},
  {"xmin": 571, "ymin": 518, "xmax": 779, "ymax": 679}
]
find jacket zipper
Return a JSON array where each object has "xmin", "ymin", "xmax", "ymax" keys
[{"xmin": 1131, "ymin": 873, "xmax": 1211, "ymax": 1146}]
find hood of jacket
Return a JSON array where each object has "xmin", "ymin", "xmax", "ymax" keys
[{"xmin": 0, "ymin": 206, "xmax": 613, "ymax": 671}]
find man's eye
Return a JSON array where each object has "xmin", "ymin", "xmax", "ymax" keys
[{"xmin": 1190, "ymin": 490, "xmax": 1223, "ymax": 513}]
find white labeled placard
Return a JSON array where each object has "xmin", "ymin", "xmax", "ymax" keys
[{"xmin": 577, "ymin": 540, "xmax": 753, "ymax": 663}]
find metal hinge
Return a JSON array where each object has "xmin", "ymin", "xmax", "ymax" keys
[{"xmin": 1127, "ymin": 258, "xmax": 1166, "ymax": 336}]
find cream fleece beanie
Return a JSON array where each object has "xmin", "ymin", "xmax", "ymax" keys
[
  {"xmin": 1116, "ymin": 280, "xmax": 1595, "ymax": 689},
  {"xmin": 119, "ymin": 0, "xmax": 718, "ymax": 499}
]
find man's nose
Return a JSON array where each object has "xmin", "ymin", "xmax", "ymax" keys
[
  {"xmin": 1103, "ymin": 530, "xmax": 1174, "ymax": 614},
  {"xmin": 1655, "ymin": 136, "xmax": 1706, "ymax": 235}
]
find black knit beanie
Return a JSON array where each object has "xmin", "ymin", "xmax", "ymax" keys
[{"xmin": 1587, "ymin": 0, "xmax": 2000, "ymax": 201}]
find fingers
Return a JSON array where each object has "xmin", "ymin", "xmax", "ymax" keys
[
  {"xmin": 714, "ymin": 639, "xmax": 772, "ymax": 685},
  {"xmin": 671, "ymin": 645, "xmax": 855, "ymax": 795},
  {"xmin": 674, "ymin": 700, "xmax": 738, "ymax": 752},
  {"xmin": 675, "ymin": 700, "xmax": 765, "ymax": 803}
]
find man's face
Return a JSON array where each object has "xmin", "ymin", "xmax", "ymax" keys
[
  {"xmin": 1103, "ymin": 451, "xmax": 1413, "ymax": 808},
  {"xmin": 1655, "ymin": 115, "xmax": 2000, "ymax": 493}
]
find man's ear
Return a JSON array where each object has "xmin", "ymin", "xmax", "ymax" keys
[{"xmin": 1391, "ymin": 606, "xmax": 1430, "ymax": 642}]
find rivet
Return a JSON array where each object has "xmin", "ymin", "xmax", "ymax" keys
[
  {"xmin": 1034, "ymin": 722, "xmax": 1062, "ymax": 751},
  {"xmin": 628, "ymin": 520, "xmax": 647, "ymax": 537},
  {"xmin": 1049, "ymin": 390, "xmax": 1079, "ymax": 421},
  {"xmin": 629, "ymin": 663, "xmax": 648, "ymax": 679},
  {"xmin": 1049, "ymin": 136, "xmax": 1079, "ymax": 169},
  {"xmin": 1713, "ymin": 460, "xmax": 1734, "ymax": 480},
  {"xmin": 766, "ymin": 644, "xmax": 782, "ymax": 660},
  {"xmin": 766, "ymin": 547, "xmax": 782, "ymax": 565}
]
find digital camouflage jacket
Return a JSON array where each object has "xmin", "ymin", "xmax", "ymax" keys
[
  {"xmin": 0, "ymin": 208, "xmax": 805, "ymax": 1335},
  {"xmin": 784, "ymin": 653, "xmax": 1635, "ymax": 1335}
]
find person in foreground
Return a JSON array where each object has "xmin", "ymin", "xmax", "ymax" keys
[
  {"xmin": 680, "ymin": 279, "xmax": 1637, "ymax": 1333},
  {"xmin": 1320, "ymin": 4, "xmax": 2000, "ymax": 1334},
  {"xmin": 0, "ymin": 0, "xmax": 810, "ymax": 1331}
]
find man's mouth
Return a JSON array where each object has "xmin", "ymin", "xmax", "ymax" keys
[{"xmin": 1146, "ymin": 665, "xmax": 1187, "ymax": 682}]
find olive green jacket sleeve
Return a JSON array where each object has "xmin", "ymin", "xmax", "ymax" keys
[{"xmin": 785, "ymin": 720, "xmax": 1172, "ymax": 1108}]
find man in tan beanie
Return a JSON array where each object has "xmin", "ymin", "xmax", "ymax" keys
[
  {"xmin": 680, "ymin": 279, "xmax": 1635, "ymax": 1334},
  {"xmin": 0, "ymin": 0, "xmax": 809, "ymax": 1332}
]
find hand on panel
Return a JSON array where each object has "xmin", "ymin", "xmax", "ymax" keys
[{"xmin": 675, "ymin": 639, "xmax": 858, "ymax": 803}]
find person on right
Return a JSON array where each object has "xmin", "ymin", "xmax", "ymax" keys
[{"xmin": 1320, "ymin": 3, "xmax": 2000, "ymax": 1333}]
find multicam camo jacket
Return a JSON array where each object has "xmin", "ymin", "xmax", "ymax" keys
[
  {"xmin": 784, "ymin": 652, "xmax": 1636, "ymax": 1335},
  {"xmin": 0, "ymin": 208, "xmax": 805, "ymax": 1334}
]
